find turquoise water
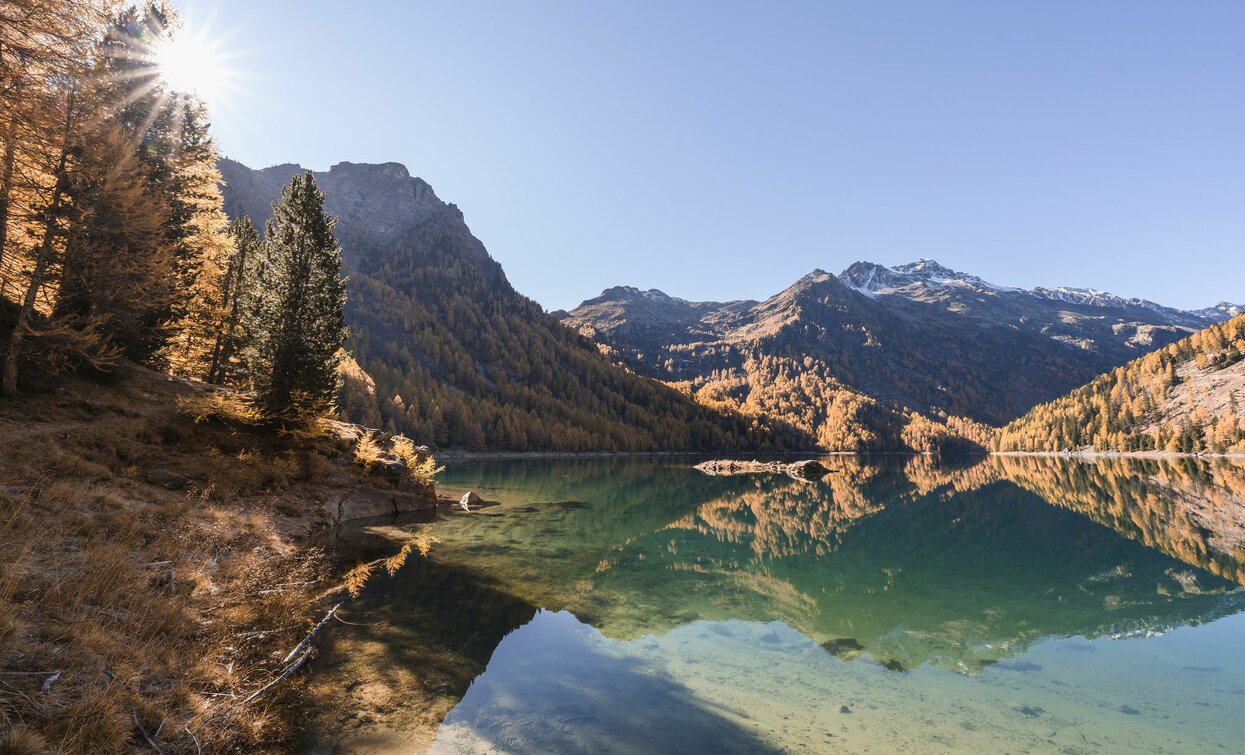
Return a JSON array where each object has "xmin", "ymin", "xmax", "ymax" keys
[{"xmin": 316, "ymin": 456, "xmax": 1245, "ymax": 753}]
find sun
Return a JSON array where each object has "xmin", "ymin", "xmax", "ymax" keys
[{"xmin": 156, "ymin": 30, "xmax": 227, "ymax": 104}]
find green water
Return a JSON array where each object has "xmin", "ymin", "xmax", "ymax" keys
[{"xmin": 314, "ymin": 456, "xmax": 1245, "ymax": 754}]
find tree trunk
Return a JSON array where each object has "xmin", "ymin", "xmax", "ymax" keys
[
  {"xmin": 206, "ymin": 240, "xmax": 247, "ymax": 384},
  {"xmin": 2, "ymin": 94, "xmax": 73, "ymax": 397},
  {"xmin": 0, "ymin": 107, "xmax": 17, "ymax": 289},
  {"xmin": 0, "ymin": 44, "xmax": 20, "ymax": 297}
]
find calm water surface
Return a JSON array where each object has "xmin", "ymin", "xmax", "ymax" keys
[{"xmin": 311, "ymin": 456, "xmax": 1245, "ymax": 754}]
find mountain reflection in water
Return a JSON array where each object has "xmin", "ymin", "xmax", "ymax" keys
[{"xmin": 305, "ymin": 456, "xmax": 1245, "ymax": 754}]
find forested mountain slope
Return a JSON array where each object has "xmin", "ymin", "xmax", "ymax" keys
[
  {"xmin": 218, "ymin": 159, "xmax": 791, "ymax": 451},
  {"xmin": 995, "ymin": 314, "xmax": 1245, "ymax": 453},
  {"xmin": 561, "ymin": 261, "xmax": 1239, "ymax": 451}
]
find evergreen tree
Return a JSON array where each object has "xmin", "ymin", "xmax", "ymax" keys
[{"xmin": 248, "ymin": 173, "xmax": 346, "ymax": 419}]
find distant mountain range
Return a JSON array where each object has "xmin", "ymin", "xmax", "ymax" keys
[
  {"xmin": 558, "ymin": 260, "xmax": 1240, "ymax": 443},
  {"xmin": 841, "ymin": 258, "xmax": 1239, "ymax": 329},
  {"xmin": 560, "ymin": 262, "xmax": 1240, "ymax": 448},
  {"xmin": 217, "ymin": 159, "xmax": 792, "ymax": 452}
]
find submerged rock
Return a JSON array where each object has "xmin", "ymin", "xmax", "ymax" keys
[{"xmin": 821, "ymin": 637, "xmax": 865, "ymax": 657}]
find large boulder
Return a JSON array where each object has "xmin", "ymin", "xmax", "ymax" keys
[
  {"xmin": 393, "ymin": 489, "xmax": 438, "ymax": 514},
  {"xmin": 368, "ymin": 456, "xmax": 407, "ymax": 485},
  {"xmin": 335, "ymin": 484, "xmax": 395, "ymax": 521}
]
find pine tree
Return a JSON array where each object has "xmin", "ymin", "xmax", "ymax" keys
[{"xmin": 248, "ymin": 173, "xmax": 346, "ymax": 419}]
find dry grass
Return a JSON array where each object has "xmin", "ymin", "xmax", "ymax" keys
[{"xmin": 0, "ymin": 367, "xmax": 368, "ymax": 753}]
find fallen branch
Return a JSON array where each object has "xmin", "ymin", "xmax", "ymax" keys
[
  {"xmin": 240, "ymin": 601, "xmax": 341, "ymax": 705},
  {"xmin": 233, "ymin": 624, "xmax": 299, "ymax": 640},
  {"xmin": 241, "ymin": 646, "xmax": 313, "ymax": 705},
  {"xmin": 332, "ymin": 613, "xmax": 377, "ymax": 627},
  {"xmin": 251, "ymin": 579, "xmax": 319, "ymax": 596},
  {"xmin": 281, "ymin": 602, "xmax": 342, "ymax": 664},
  {"xmin": 41, "ymin": 670, "xmax": 60, "ymax": 692},
  {"xmin": 185, "ymin": 724, "xmax": 202, "ymax": 755},
  {"xmin": 132, "ymin": 710, "xmax": 162, "ymax": 753}
]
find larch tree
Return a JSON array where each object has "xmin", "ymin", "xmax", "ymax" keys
[
  {"xmin": 55, "ymin": 124, "xmax": 175, "ymax": 362},
  {"xmin": 1, "ymin": 83, "xmax": 93, "ymax": 395},
  {"xmin": 1, "ymin": 1, "xmax": 242, "ymax": 394},
  {"xmin": 205, "ymin": 215, "xmax": 260, "ymax": 385},
  {"xmin": 248, "ymin": 172, "xmax": 347, "ymax": 420}
]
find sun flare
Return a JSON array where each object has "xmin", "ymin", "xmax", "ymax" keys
[{"xmin": 156, "ymin": 31, "xmax": 226, "ymax": 104}]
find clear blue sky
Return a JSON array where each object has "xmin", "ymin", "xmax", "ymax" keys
[{"xmin": 188, "ymin": 0, "xmax": 1244, "ymax": 311}]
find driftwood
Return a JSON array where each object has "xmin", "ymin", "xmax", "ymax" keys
[
  {"xmin": 281, "ymin": 602, "xmax": 342, "ymax": 664},
  {"xmin": 241, "ymin": 601, "xmax": 342, "ymax": 705},
  {"xmin": 0, "ymin": 672, "xmax": 58, "ymax": 682}
]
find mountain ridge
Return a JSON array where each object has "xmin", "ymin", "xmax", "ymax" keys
[
  {"xmin": 217, "ymin": 158, "xmax": 796, "ymax": 452},
  {"xmin": 581, "ymin": 258, "xmax": 1238, "ymax": 332},
  {"xmin": 561, "ymin": 258, "xmax": 1241, "ymax": 448}
]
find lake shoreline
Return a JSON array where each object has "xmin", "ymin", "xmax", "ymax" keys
[{"xmin": 435, "ymin": 449, "xmax": 1245, "ymax": 461}]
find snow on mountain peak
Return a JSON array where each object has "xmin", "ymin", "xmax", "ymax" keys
[
  {"xmin": 837, "ymin": 262, "xmax": 1234, "ymax": 328},
  {"xmin": 839, "ymin": 259, "xmax": 1014, "ymax": 296}
]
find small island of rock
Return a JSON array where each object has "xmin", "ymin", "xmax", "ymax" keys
[{"xmin": 694, "ymin": 459, "xmax": 830, "ymax": 480}]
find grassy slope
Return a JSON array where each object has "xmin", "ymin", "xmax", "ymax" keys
[{"xmin": 0, "ymin": 366, "xmax": 422, "ymax": 753}]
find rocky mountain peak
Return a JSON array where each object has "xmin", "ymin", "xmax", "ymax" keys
[
  {"xmin": 840, "ymin": 258, "xmax": 1009, "ymax": 297},
  {"xmin": 594, "ymin": 286, "xmax": 685, "ymax": 305},
  {"xmin": 893, "ymin": 258, "xmax": 959, "ymax": 277},
  {"xmin": 1191, "ymin": 301, "xmax": 1244, "ymax": 320}
]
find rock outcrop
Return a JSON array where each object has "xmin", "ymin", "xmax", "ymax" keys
[
  {"xmin": 321, "ymin": 421, "xmax": 438, "ymax": 521},
  {"xmin": 694, "ymin": 459, "xmax": 830, "ymax": 481}
]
